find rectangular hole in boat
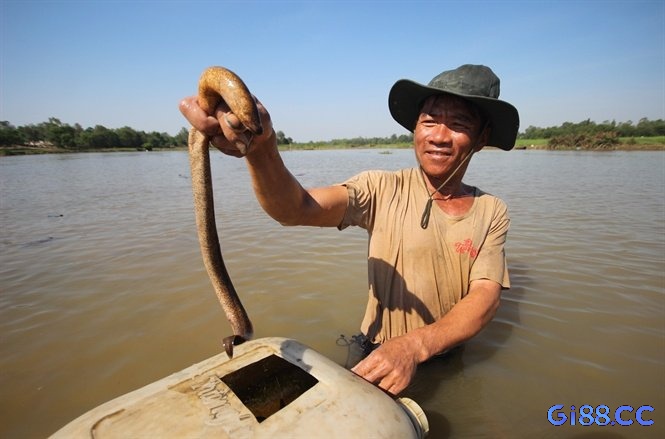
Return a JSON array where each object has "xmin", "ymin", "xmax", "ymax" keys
[{"xmin": 221, "ymin": 354, "xmax": 319, "ymax": 422}]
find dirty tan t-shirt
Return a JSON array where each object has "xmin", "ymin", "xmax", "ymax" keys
[{"xmin": 339, "ymin": 168, "xmax": 510, "ymax": 344}]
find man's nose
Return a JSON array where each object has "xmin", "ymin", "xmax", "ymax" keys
[{"xmin": 429, "ymin": 123, "xmax": 452, "ymax": 144}]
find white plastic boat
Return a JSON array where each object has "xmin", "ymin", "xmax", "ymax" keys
[{"xmin": 52, "ymin": 337, "xmax": 428, "ymax": 438}]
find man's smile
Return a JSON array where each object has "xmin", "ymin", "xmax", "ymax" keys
[{"xmin": 425, "ymin": 149, "xmax": 453, "ymax": 158}]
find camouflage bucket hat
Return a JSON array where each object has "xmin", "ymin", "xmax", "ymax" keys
[{"xmin": 388, "ymin": 64, "xmax": 520, "ymax": 150}]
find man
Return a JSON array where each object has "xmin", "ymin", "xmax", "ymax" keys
[{"xmin": 180, "ymin": 64, "xmax": 520, "ymax": 395}]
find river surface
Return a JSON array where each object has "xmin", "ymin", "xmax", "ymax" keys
[{"xmin": 1, "ymin": 149, "xmax": 663, "ymax": 438}]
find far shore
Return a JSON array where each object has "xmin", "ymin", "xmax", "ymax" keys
[{"xmin": 1, "ymin": 141, "xmax": 663, "ymax": 156}]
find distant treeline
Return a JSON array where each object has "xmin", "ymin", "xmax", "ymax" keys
[
  {"xmin": 518, "ymin": 118, "xmax": 664, "ymax": 139},
  {"xmin": 0, "ymin": 118, "xmax": 412, "ymax": 150},
  {"xmin": 518, "ymin": 118, "xmax": 665, "ymax": 150},
  {"xmin": 0, "ymin": 118, "xmax": 304, "ymax": 150},
  {"xmin": 1, "ymin": 117, "xmax": 663, "ymax": 151},
  {"xmin": 0, "ymin": 118, "xmax": 188, "ymax": 151},
  {"xmin": 294, "ymin": 133, "xmax": 414, "ymax": 148}
]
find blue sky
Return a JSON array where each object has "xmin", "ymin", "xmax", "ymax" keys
[{"xmin": 2, "ymin": 0, "xmax": 663, "ymax": 142}]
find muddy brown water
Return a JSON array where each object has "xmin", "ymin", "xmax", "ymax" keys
[{"xmin": 1, "ymin": 149, "xmax": 663, "ymax": 438}]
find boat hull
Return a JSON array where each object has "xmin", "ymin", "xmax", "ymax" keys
[{"xmin": 51, "ymin": 337, "xmax": 428, "ymax": 438}]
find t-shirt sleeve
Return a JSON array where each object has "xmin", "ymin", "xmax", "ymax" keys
[
  {"xmin": 337, "ymin": 171, "xmax": 377, "ymax": 231},
  {"xmin": 470, "ymin": 197, "xmax": 511, "ymax": 289}
]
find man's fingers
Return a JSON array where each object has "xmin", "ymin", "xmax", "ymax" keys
[
  {"xmin": 180, "ymin": 93, "xmax": 274, "ymax": 158},
  {"xmin": 352, "ymin": 353, "xmax": 386, "ymax": 382},
  {"xmin": 179, "ymin": 96, "xmax": 221, "ymax": 135},
  {"xmin": 209, "ymin": 135, "xmax": 246, "ymax": 157},
  {"xmin": 219, "ymin": 111, "xmax": 245, "ymax": 133},
  {"xmin": 350, "ymin": 342, "xmax": 415, "ymax": 396},
  {"xmin": 212, "ymin": 104, "xmax": 252, "ymax": 155},
  {"xmin": 350, "ymin": 356, "xmax": 371, "ymax": 376}
]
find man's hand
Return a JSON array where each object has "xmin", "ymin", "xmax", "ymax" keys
[
  {"xmin": 178, "ymin": 95, "xmax": 275, "ymax": 158},
  {"xmin": 351, "ymin": 334, "xmax": 421, "ymax": 396},
  {"xmin": 351, "ymin": 280, "xmax": 502, "ymax": 395}
]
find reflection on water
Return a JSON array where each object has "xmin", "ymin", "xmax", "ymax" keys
[{"xmin": 1, "ymin": 149, "xmax": 663, "ymax": 438}]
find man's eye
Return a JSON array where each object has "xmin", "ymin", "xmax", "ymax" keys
[{"xmin": 451, "ymin": 120, "xmax": 473, "ymax": 131}]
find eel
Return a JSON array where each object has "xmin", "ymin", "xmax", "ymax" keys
[{"xmin": 188, "ymin": 66, "xmax": 262, "ymax": 358}]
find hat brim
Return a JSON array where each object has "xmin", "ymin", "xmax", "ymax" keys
[{"xmin": 389, "ymin": 79, "xmax": 520, "ymax": 151}]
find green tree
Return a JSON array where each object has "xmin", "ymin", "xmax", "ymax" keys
[
  {"xmin": 43, "ymin": 118, "xmax": 78, "ymax": 148},
  {"xmin": 17, "ymin": 124, "xmax": 46, "ymax": 143},
  {"xmin": 275, "ymin": 130, "xmax": 293, "ymax": 145},
  {"xmin": 0, "ymin": 121, "xmax": 24, "ymax": 146},
  {"xmin": 84, "ymin": 125, "xmax": 119, "ymax": 148},
  {"xmin": 116, "ymin": 126, "xmax": 143, "ymax": 149},
  {"xmin": 174, "ymin": 127, "xmax": 189, "ymax": 146},
  {"xmin": 143, "ymin": 131, "xmax": 170, "ymax": 150}
]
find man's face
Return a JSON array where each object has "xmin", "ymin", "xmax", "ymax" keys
[{"xmin": 413, "ymin": 94, "xmax": 487, "ymax": 181}]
